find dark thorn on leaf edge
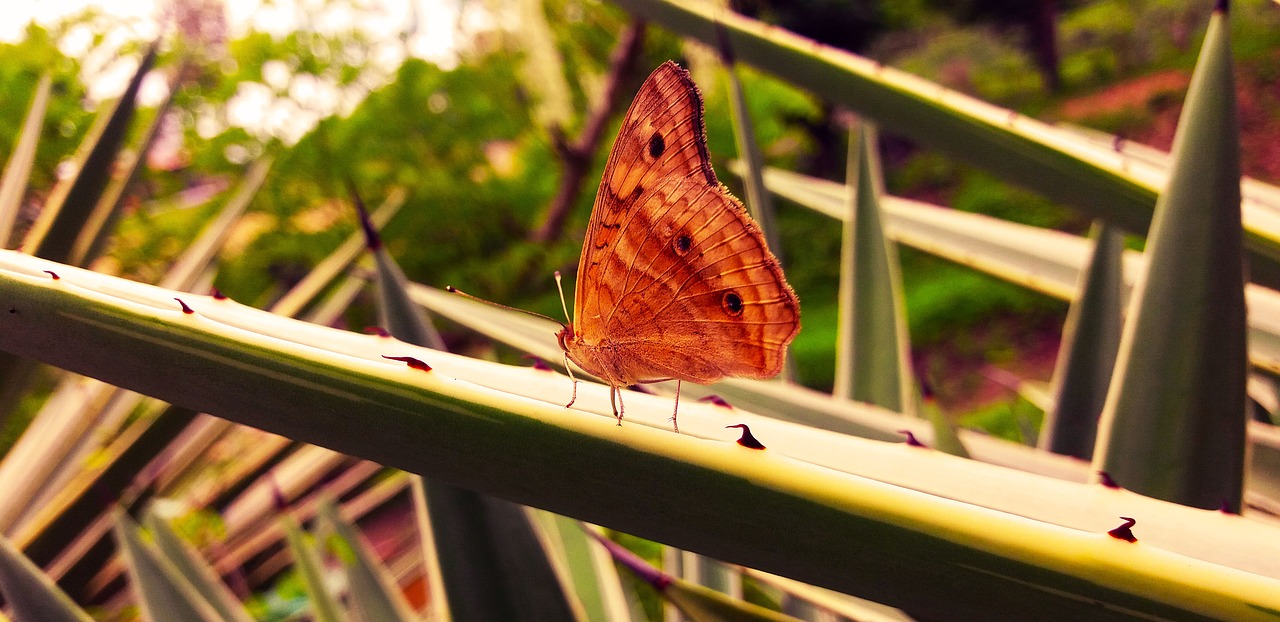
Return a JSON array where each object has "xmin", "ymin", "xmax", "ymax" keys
[
  {"xmin": 384, "ymin": 355, "xmax": 432, "ymax": 371},
  {"xmin": 726, "ymin": 424, "xmax": 765, "ymax": 450},
  {"xmin": 899, "ymin": 429, "xmax": 925, "ymax": 447},
  {"xmin": 522, "ymin": 354, "xmax": 552, "ymax": 371},
  {"xmin": 1098, "ymin": 471, "xmax": 1121, "ymax": 489},
  {"xmin": 698, "ymin": 394, "xmax": 731, "ymax": 408},
  {"xmin": 175, "ymin": 298, "xmax": 194, "ymax": 314},
  {"xmin": 1108, "ymin": 517, "xmax": 1138, "ymax": 542},
  {"xmin": 44, "ymin": 270, "xmax": 59, "ymax": 280},
  {"xmin": 364, "ymin": 326, "xmax": 390, "ymax": 337}
]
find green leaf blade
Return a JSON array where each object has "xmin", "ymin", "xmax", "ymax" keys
[{"xmin": 1092, "ymin": 6, "xmax": 1248, "ymax": 511}]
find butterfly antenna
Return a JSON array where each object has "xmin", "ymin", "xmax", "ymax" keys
[
  {"xmin": 444, "ymin": 285, "xmax": 565, "ymax": 327},
  {"xmin": 554, "ymin": 271, "xmax": 573, "ymax": 324}
]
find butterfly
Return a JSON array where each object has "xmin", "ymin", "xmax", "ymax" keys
[{"xmin": 555, "ymin": 61, "xmax": 801, "ymax": 431}]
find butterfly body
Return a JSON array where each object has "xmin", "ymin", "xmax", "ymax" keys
[{"xmin": 558, "ymin": 62, "xmax": 800, "ymax": 427}]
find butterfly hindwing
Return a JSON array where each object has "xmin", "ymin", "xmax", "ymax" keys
[{"xmin": 588, "ymin": 177, "xmax": 799, "ymax": 383}]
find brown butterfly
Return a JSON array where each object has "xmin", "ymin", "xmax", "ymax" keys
[{"xmin": 556, "ymin": 61, "xmax": 800, "ymax": 431}]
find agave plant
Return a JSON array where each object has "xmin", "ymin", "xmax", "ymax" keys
[{"xmin": 0, "ymin": 1, "xmax": 1278, "ymax": 621}]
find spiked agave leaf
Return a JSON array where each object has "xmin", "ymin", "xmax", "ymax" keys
[
  {"xmin": 1092, "ymin": 3, "xmax": 1248, "ymax": 511},
  {"xmin": 2, "ymin": 252, "xmax": 1280, "ymax": 620}
]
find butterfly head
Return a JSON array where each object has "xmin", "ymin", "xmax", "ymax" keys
[{"xmin": 555, "ymin": 323, "xmax": 575, "ymax": 353}]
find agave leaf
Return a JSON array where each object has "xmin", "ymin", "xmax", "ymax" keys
[
  {"xmin": 739, "ymin": 165, "xmax": 1280, "ymax": 505},
  {"xmin": 408, "ymin": 476, "xmax": 453, "ymax": 622},
  {"xmin": 68, "ymin": 64, "xmax": 185, "ymax": 267},
  {"xmin": 607, "ymin": 0, "xmax": 1280, "ymax": 291},
  {"xmin": 13, "ymin": 404, "xmax": 197, "ymax": 567},
  {"xmin": 0, "ymin": 161, "xmax": 276, "ymax": 537},
  {"xmin": 142, "ymin": 511, "xmax": 254, "ymax": 622},
  {"xmin": 0, "ymin": 353, "xmax": 40, "ymax": 432},
  {"xmin": 151, "ymin": 190, "xmax": 398, "ymax": 508},
  {"xmin": 741, "ymin": 164, "xmax": 1280, "ymax": 378},
  {"xmin": 418, "ymin": 485, "xmax": 584, "ymax": 621},
  {"xmin": 411, "ymin": 282, "xmax": 1086, "ymax": 479},
  {"xmin": 0, "ymin": 376, "xmax": 120, "ymax": 534},
  {"xmin": 208, "ymin": 459, "xmax": 386, "ymax": 590},
  {"xmin": 0, "ymin": 533, "xmax": 94, "ymax": 622},
  {"xmin": 23, "ymin": 41, "xmax": 159, "ymax": 264},
  {"xmin": 743, "ymin": 570, "xmax": 910, "ymax": 622},
  {"xmin": 112, "ymin": 511, "xmax": 223, "ymax": 622},
  {"xmin": 3, "ymin": 253, "xmax": 1280, "ymax": 620},
  {"xmin": 357, "ymin": 185, "xmax": 580, "ymax": 621},
  {"xmin": 0, "ymin": 74, "xmax": 53, "ymax": 246},
  {"xmin": 1040, "ymin": 222, "xmax": 1125, "ymax": 459},
  {"xmin": 588, "ymin": 528, "xmax": 799, "ymax": 622},
  {"xmin": 530, "ymin": 515, "xmax": 634, "ymax": 622},
  {"xmin": 281, "ymin": 515, "xmax": 344, "ymax": 622},
  {"xmin": 273, "ymin": 186, "xmax": 405, "ymax": 318},
  {"xmin": 1092, "ymin": 5, "xmax": 1248, "ymax": 511},
  {"xmin": 351, "ymin": 185, "xmax": 444, "ymax": 350},
  {"xmin": 8, "ymin": 180, "xmax": 381, "ymax": 597},
  {"xmin": 833, "ymin": 125, "xmax": 915, "ymax": 419},
  {"xmin": 159, "ymin": 157, "xmax": 273, "ymax": 291},
  {"xmin": 316, "ymin": 500, "xmax": 417, "ymax": 622}
]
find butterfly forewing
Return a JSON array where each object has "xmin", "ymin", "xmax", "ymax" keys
[
  {"xmin": 568, "ymin": 61, "xmax": 800, "ymax": 388},
  {"xmin": 576, "ymin": 62, "xmax": 716, "ymax": 329}
]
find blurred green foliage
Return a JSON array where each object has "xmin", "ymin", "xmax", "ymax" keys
[
  {"xmin": 0, "ymin": 25, "xmax": 93, "ymax": 200},
  {"xmin": 959, "ymin": 395, "xmax": 1044, "ymax": 444}
]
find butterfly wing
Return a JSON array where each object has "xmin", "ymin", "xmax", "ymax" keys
[
  {"xmin": 587, "ymin": 176, "xmax": 800, "ymax": 384},
  {"xmin": 575, "ymin": 62, "xmax": 716, "ymax": 337},
  {"xmin": 569, "ymin": 61, "xmax": 799, "ymax": 386}
]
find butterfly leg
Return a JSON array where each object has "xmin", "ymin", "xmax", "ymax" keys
[
  {"xmin": 563, "ymin": 352, "xmax": 578, "ymax": 408},
  {"xmin": 670, "ymin": 380, "xmax": 681, "ymax": 433},
  {"xmin": 610, "ymin": 386, "xmax": 624, "ymax": 425}
]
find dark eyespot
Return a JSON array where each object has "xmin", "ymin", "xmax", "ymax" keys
[
  {"xmin": 722, "ymin": 291, "xmax": 744, "ymax": 316},
  {"xmin": 648, "ymin": 133, "xmax": 665, "ymax": 158},
  {"xmin": 673, "ymin": 234, "xmax": 692, "ymax": 255}
]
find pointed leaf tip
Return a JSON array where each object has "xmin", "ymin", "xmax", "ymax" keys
[
  {"xmin": 347, "ymin": 181, "xmax": 381, "ymax": 251},
  {"xmin": 713, "ymin": 23, "xmax": 736, "ymax": 65}
]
